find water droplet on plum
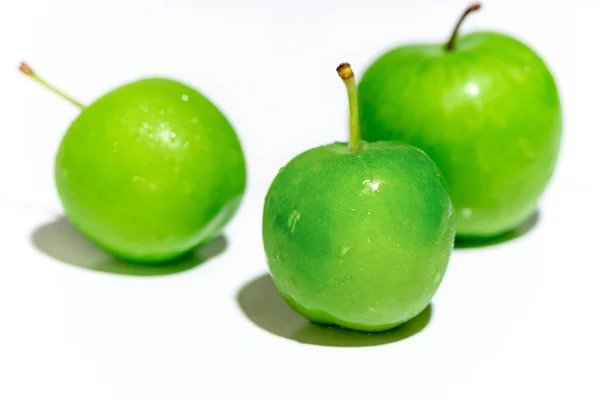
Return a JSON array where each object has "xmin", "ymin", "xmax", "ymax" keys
[{"xmin": 461, "ymin": 208, "xmax": 473, "ymax": 218}]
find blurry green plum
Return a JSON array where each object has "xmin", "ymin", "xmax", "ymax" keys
[
  {"xmin": 20, "ymin": 62, "xmax": 245, "ymax": 263},
  {"xmin": 358, "ymin": 4, "xmax": 562, "ymax": 239}
]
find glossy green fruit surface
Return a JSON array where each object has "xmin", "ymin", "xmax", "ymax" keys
[
  {"xmin": 358, "ymin": 31, "xmax": 562, "ymax": 238},
  {"xmin": 263, "ymin": 141, "xmax": 455, "ymax": 332},
  {"xmin": 56, "ymin": 78, "xmax": 246, "ymax": 263}
]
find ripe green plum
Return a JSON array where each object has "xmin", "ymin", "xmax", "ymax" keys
[
  {"xmin": 262, "ymin": 64, "xmax": 455, "ymax": 332},
  {"xmin": 358, "ymin": 4, "xmax": 561, "ymax": 238},
  {"xmin": 21, "ymin": 63, "xmax": 246, "ymax": 263}
]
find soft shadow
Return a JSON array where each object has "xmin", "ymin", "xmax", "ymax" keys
[
  {"xmin": 454, "ymin": 210, "xmax": 540, "ymax": 250},
  {"xmin": 237, "ymin": 274, "xmax": 432, "ymax": 347},
  {"xmin": 31, "ymin": 217, "xmax": 227, "ymax": 276}
]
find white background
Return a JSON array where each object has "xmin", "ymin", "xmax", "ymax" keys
[{"xmin": 0, "ymin": 0, "xmax": 598, "ymax": 398}]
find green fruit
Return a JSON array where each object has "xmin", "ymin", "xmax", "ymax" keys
[
  {"xmin": 262, "ymin": 63, "xmax": 455, "ymax": 332},
  {"xmin": 21, "ymin": 63, "xmax": 245, "ymax": 263},
  {"xmin": 358, "ymin": 4, "xmax": 562, "ymax": 238}
]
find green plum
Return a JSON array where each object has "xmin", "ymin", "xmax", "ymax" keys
[
  {"xmin": 262, "ymin": 63, "xmax": 455, "ymax": 332},
  {"xmin": 20, "ymin": 63, "xmax": 245, "ymax": 263},
  {"xmin": 358, "ymin": 3, "xmax": 562, "ymax": 239}
]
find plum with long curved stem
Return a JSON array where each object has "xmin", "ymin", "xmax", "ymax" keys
[
  {"xmin": 20, "ymin": 62, "xmax": 246, "ymax": 263},
  {"xmin": 262, "ymin": 63, "xmax": 455, "ymax": 332}
]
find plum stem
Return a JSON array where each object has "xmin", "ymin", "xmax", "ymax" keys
[
  {"xmin": 19, "ymin": 62, "xmax": 85, "ymax": 109},
  {"xmin": 445, "ymin": 3, "xmax": 482, "ymax": 51},
  {"xmin": 336, "ymin": 63, "xmax": 361, "ymax": 152}
]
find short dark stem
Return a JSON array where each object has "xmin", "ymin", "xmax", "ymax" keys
[
  {"xmin": 445, "ymin": 3, "xmax": 482, "ymax": 51},
  {"xmin": 19, "ymin": 62, "xmax": 85, "ymax": 109},
  {"xmin": 336, "ymin": 63, "xmax": 361, "ymax": 152}
]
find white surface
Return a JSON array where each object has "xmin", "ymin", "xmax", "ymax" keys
[{"xmin": 0, "ymin": 0, "xmax": 598, "ymax": 399}]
